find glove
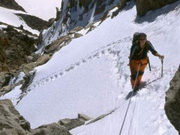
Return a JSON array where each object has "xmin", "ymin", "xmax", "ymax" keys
[{"xmin": 159, "ymin": 55, "xmax": 164, "ymax": 60}]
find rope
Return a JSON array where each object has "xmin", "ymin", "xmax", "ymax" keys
[{"xmin": 119, "ymin": 63, "xmax": 141, "ymax": 135}]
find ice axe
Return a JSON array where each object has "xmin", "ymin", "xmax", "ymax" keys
[{"xmin": 161, "ymin": 58, "xmax": 164, "ymax": 78}]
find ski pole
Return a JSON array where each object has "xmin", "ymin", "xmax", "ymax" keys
[{"xmin": 161, "ymin": 58, "xmax": 163, "ymax": 78}]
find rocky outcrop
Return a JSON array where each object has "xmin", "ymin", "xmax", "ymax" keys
[
  {"xmin": 0, "ymin": 99, "xmax": 90, "ymax": 135},
  {"xmin": 0, "ymin": 72, "xmax": 12, "ymax": 88},
  {"xmin": 16, "ymin": 14, "xmax": 48, "ymax": 31},
  {"xmin": 165, "ymin": 66, "xmax": 180, "ymax": 134},
  {"xmin": 29, "ymin": 123, "xmax": 72, "ymax": 135},
  {"xmin": 0, "ymin": 0, "xmax": 25, "ymax": 11},
  {"xmin": 40, "ymin": 0, "xmax": 124, "ymax": 47},
  {"xmin": 0, "ymin": 99, "xmax": 30, "ymax": 135},
  {"xmin": 35, "ymin": 54, "xmax": 51, "ymax": 66},
  {"xmin": 0, "ymin": 26, "xmax": 37, "ymax": 72},
  {"xmin": 0, "ymin": 25, "xmax": 39, "ymax": 91},
  {"xmin": 136, "ymin": 0, "xmax": 179, "ymax": 16},
  {"xmin": 59, "ymin": 118, "xmax": 85, "ymax": 130}
]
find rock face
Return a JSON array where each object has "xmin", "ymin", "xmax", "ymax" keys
[
  {"xmin": 0, "ymin": 99, "xmax": 88, "ymax": 135},
  {"xmin": 16, "ymin": 14, "xmax": 48, "ymax": 31},
  {"xmin": 0, "ymin": 72, "xmax": 12, "ymax": 88},
  {"xmin": 0, "ymin": 26, "xmax": 37, "ymax": 72},
  {"xmin": 0, "ymin": 99, "xmax": 30, "ymax": 135},
  {"xmin": 165, "ymin": 66, "xmax": 180, "ymax": 134},
  {"xmin": 59, "ymin": 118, "xmax": 85, "ymax": 130},
  {"xmin": 40, "ymin": 0, "xmax": 122, "ymax": 47},
  {"xmin": 30, "ymin": 123, "xmax": 72, "ymax": 135},
  {"xmin": 0, "ymin": 0, "xmax": 25, "ymax": 11},
  {"xmin": 136, "ymin": 0, "xmax": 179, "ymax": 16}
]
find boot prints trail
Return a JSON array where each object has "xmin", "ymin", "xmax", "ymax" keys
[{"xmin": 16, "ymin": 37, "xmax": 131, "ymax": 102}]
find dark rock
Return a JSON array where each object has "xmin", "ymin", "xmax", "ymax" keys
[
  {"xmin": 0, "ymin": 27, "xmax": 37, "ymax": 72},
  {"xmin": 0, "ymin": 99, "xmax": 30, "ymax": 134},
  {"xmin": 55, "ymin": 7, "xmax": 61, "ymax": 21},
  {"xmin": 0, "ymin": 72, "xmax": 12, "ymax": 88},
  {"xmin": 0, "ymin": 100, "xmax": 88, "ymax": 135},
  {"xmin": 136, "ymin": 0, "xmax": 179, "ymax": 16},
  {"xmin": 59, "ymin": 118, "xmax": 85, "ymax": 130},
  {"xmin": 165, "ymin": 66, "xmax": 180, "ymax": 133},
  {"xmin": 47, "ymin": 18, "xmax": 56, "ymax": 27},
  {"xmin": 21, "ymin": 71, "xmax": 36, "ymax": 92},
  {"xmin": 0, "ymin": 0, "xmax": 25, "ymax": 11},
  {"xmin": 44, "ymin": 36, "xmax": 70, "ymax": 54},
  {"xmin": 21, "ymin": 63, "xmax": 36, "ymax": 76},
  {"xmin": 30, "ymin": 123, "xmax": 72, "ymax": 135},
  {"xmin": 16, "ymin": 14, "xmax": 48, "ymax": 31},
  {"xmin": 35, "ymin": 54, "xmax": 51, "ymax": 66},
  {"xmin": 74, "ymin": 33, "xmax": 83, "ymax": 38},
  {"xmin": 20, "ymin": 121, "xmax": 31, "ymax": 131},
  {"xmin": 87, "ymin": 109, "xmax": 116, "ymax": 125}
]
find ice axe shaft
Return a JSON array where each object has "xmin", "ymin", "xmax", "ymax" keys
[
  {"xmin": 161, "ymin": 59, "xmax": 163, "ymax": 78},
  {"xmin": 148, "ymin": 57, "xmax": 151, "ymax": 71}
]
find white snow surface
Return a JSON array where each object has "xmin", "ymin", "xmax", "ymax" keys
[
  {"xmin": 1, "ymin": 2, "xmax": 180, "ymax": 135},
  {"xmin": 15, "ymin": 0, "xmax": 62, "ymax": 21},
  {"xmin": 0, "ymin": 7, "xmax": 39, "ymax": 35}
]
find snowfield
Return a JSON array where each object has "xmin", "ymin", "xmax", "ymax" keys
[
  {"xmin": 15, "ymin": 0, "xmax": 62, "ymax": 21},
  {"xmin": 0, "ymin": 0, "xmax": 62, "ymax": 34},
  {"xmin": 0, "ymin": 7, "xmax": 39, "ymax": 35},
  {"xmin": 1, "ymin": 1, "xmax": 180, "ymax": 135}
]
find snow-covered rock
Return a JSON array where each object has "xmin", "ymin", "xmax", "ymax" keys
[{"xmin": 40, "ymin": 0, "xmax": 122, "ymax": 50}]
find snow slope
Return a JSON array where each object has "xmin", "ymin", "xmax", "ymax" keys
[
  {"xmin": 0, "ymin": 0, "xmax": 62, "ymax": 34},
  {"xmin": 0, "ymin": 6, "xmax": 39, "ymax": 34},
  {"xmin": 1, "ymin": 1, "xmax": 180, "ymax": 135},
  {"xmin": 15, "ymin": 0, "xmax": 61, "ymax": 21}
]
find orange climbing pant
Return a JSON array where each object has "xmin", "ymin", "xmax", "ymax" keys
[{"xmin": 129, "ymin": 58, "xmax": 148, "ymax": 88}]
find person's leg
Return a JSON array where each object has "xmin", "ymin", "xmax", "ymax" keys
[
  {"xmin": 136, "ymin": 63, "xmax": 147, "ymax": 86},
  {"xmin": 130, "ymin": 60, "xmax": 140, "ymax": 89},
  {"xmin": 136, "ymin": 58, "xmax": 148, "ymax": 86}
]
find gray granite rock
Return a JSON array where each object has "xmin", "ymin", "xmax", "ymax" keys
[{"xmin": 165, "ymin": 66, "xmax": 180, "ymax": 134}]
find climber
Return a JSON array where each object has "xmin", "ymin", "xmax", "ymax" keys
[{"xmin": 129, "ymin": 32, "xmax": 164, "ymax": 91}]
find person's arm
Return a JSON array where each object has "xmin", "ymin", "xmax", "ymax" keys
[
  {"xmin": 147, "ymin": 41, "xmax": 164, "ymax": 59},
  {"xmin": 154, "ymin": 53, "xmax": 164, "ymax": 59}
]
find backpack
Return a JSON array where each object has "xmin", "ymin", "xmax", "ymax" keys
[{"xmin": 132, "ymin": 32, "xmax": 140, "ymax": 45}]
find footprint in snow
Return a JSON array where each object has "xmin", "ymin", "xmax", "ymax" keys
[
  {"xmin": 93, "ymin": 52, "xmax": 100, "ymax": 58},
  {"xmin": 88, "ymin": 55, "xmax": 93, "ymax": 59},
  {"xmin": 75, "ymin": 62, "xmax": 80, "ymax": 66},
  {"xmin": 82, "ymin": 59, "xmax": 87, "ymax": 63},
  {"xmin": 100, "ymin": 50, "xmax": 106, "ymax": 55},
  {"xmin": 65, "ymin": 66, "xmax": 75, "ymax": 72}
]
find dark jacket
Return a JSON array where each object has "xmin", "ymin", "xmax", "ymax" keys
[{"xmin": 129, "ymin": 41, "xmax": 157, "ymax": 60}]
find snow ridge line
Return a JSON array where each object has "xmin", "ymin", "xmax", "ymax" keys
[{"xmin": 17, "ymin": 37, "xmax": 131, "ymax": 101}]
